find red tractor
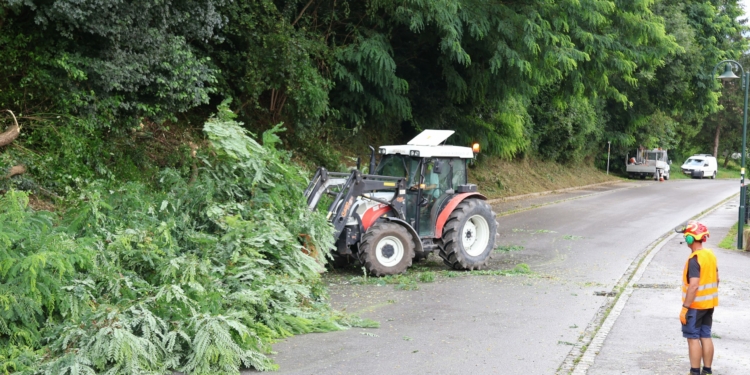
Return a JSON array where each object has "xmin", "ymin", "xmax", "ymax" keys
[{"xmin": 305, "ymin": 130, "xmax": 497, "ymax": 276}]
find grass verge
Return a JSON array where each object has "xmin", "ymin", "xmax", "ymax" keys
[
  {"xmin": 469, "ymin": 157, "xmax": 620, "ymax": 199},
  {"xmin": 718, "ymin": 222, "xmax": 739, "ymax": 250}
]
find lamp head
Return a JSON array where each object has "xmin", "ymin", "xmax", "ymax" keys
[
  {"xmin": 472, "ymin": 142, "xmax": 481, "ymax": 154},
  {"xmin": 718, "ymin": 63, "xmax": 740, "ymax": 81}
]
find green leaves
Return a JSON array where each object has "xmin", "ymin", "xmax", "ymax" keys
[
  {"xmin": 0, "ymin": 106, "xmax": 341, "ymax": 373},
  {"xmin": 2, "ymin": 0, "xmax": 225, "ymax": 123}
]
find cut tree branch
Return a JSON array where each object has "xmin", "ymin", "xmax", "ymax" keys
[
  {"xmin": 188, "ymin": 142, "xmax": 199, "ymax": 185},
  {"xmin": 0, "ymin": 109, "xmax": 20, "ymax": 147},
  {"xmin": 1, "ymin": 109, "xmax": 26, "ymax": 179}
]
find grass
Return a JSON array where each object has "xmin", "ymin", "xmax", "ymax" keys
[
  {"xmin": 511, "ymin": 228, "xmax": 557, "ymax": 234},
  {"xmin": 469, "ymin": 157, "xmax": 620, "ymax": 199},
  {"xmin": 718, "ymin": 222, "xmax": 739, "ymax": 250},
  {"xmin": 563, "ymin": 235, "xmax": 584, "ymax": 240},
  {"xmin": 495, "ymin": 244, "xmax": 524, "ymax": 252}
]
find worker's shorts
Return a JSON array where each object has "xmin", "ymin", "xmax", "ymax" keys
[{"xmin": 682, "ymin": 308, "xmax": 714, "ymax": 339}]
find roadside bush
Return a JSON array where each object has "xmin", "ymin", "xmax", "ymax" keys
[{"xmin": 0, "ymin": 103, "xmax": 344, "ymax": 374}]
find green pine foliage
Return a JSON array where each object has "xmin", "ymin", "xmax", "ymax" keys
[{"xmin": 0, "ymin": 102, "xmax": 352, "ymax": 374}]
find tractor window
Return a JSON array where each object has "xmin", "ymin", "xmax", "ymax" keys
[
  {"xmin": 451, "ymin": 159, "xmax": 467, "ymax": 188},
  {"xmin": 406, "ymin": 158, "xmax": 422, "ymax": 186},
  {"xmin": 376, "ymin": 155, "xmax": 406, "ymax": 178},
  {"xmin": 375, "ymin": 155, "xmax": 422, "ymax": 186}
]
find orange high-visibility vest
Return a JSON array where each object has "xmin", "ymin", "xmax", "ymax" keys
[{"xmin": 682, "ymin": 249, "xmax": 718, "ymax": 309}]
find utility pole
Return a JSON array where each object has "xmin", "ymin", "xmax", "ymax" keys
[{"xmin": 607, "ymin": 141, "xmax": 611, "ymax": 175}]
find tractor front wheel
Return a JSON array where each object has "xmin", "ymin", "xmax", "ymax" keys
[
  {"xmin": 439, "ymin": 199, "xmax": 497, "ymax": 270},
  {"xmin": 358, "ymin": 221, "xmax": 415, "ymax": 276}
]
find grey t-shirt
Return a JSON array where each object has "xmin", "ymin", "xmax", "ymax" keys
[
  {"xmin": 686, "ymin": 257, "xmax": 717, "ymax": 283},
  {"xmin": 687, "ymin": 257, "xmax": 700, "ymax": 283}
]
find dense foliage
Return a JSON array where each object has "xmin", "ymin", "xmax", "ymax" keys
[
  {"xmin": 2, "ymin": 0, "xmax": 747, "ymax": 166},
  {"xmin": 0, "ymin": 104, "xmax": 374, "ymax": 374}
]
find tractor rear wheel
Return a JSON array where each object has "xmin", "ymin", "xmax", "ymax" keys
[
  {"xmin": 439, "ymin": 199, "xmax": 497, "ymax": 270},
  {"xmin": 358, "ymin": 221, "xmax": 415, "ymax": 276}
]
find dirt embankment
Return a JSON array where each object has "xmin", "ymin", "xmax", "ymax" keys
[{"xmin": 470, "ymin": 157, "xmax": 620, "ymax": 199}]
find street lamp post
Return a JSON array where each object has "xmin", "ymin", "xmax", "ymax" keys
[{"xmin": 713, "ymin": 60, "xmax": 749, "ymax": 250}]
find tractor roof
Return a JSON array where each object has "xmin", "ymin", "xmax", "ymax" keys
[{"xmin": 378, "ymin": 129, "xmax": 475, "ymax": 159}]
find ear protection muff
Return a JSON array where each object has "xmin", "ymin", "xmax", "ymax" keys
[{"xmin": 685, "ymin": 235, "xmax": 695, "ymax": 245}]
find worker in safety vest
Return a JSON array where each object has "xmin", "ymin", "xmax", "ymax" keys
[{"xmin": 674, "ymin": 220, "xmax": 719, "ymax": 375}]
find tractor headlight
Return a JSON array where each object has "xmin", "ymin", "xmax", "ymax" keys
[
  {"xmin": 409, "ymin": 150, "xmax": 420, "ymax": 157},
  {"xmin": 379, "ymin": 148, "xmax": 386, "ymax": 154}
]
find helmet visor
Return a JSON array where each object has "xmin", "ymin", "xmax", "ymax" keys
[{"xmin": 674, "ymin": 221, "xmax": 690, "ymax": 234}]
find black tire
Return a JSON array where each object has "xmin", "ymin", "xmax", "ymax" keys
[
  {"xmin": 357, "ymin": 221, "xmax": 415, "ymax": 276},
  {"xmin": 712, "ymin": 171, "xmax": 717, "ymax": 179},
  {"xmin": 439, "ymin": 199, "xmax": 498, "ymax": 270}
]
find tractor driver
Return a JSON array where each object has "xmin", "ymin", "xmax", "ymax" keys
[
  {"xmin": 424, "ymin": 163, "xmax": 441, "ymax": 198},
  {"xmin": 410, "ymin": 162, "xmax": 440, "ymax": 199}
]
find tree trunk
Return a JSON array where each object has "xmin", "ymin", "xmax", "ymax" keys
[
  {"xmin": 713, "ymin": 122, "xmax": 720, "ymax": 158},
  {"xmin": 724, "ymin": 151, "xmax": 731, "ymax": 168}
]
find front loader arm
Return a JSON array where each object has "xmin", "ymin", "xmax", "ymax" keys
[{"xmin": 304, "ymin": 167, "xmax": 406, "ymax": 239}]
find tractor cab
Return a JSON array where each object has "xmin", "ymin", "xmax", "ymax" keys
[{"xmin": 373, "ymin": 130, "xmax": 474, "ymax": 236}]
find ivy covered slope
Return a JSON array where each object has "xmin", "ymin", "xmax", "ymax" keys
[{"xmin": 0, "ymin": 104, "xmax": 371, "ymax": 374}]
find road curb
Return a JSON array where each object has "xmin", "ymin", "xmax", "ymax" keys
[{"xmin": 486, "ymin": 179, "xmax": 623, "ymax": 204}]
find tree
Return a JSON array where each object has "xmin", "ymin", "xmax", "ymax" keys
[
  {"xmin": 599, "ymin": 0, "xmax": 746, "ymax": 164},
  {"xmin": 1, "ymin": 0, "xmax": 226, "ymax": 125}
]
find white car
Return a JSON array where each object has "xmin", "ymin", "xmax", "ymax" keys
[{"xmin": 681, "ymin": 154, "xmax": 718, "ymax": 179}]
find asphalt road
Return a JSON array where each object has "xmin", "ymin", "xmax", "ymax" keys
[{"xmin": 247, "ymin": 179, "xmax": 738, "ymax": 375}]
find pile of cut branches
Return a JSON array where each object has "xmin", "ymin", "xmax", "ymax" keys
[{"xmin": 0, "ymin": 103, "xmax": 361, "ymax": 374}]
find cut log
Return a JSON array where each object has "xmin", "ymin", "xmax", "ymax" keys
[
  {"xmin": 0, "ymin": 110, "xmax": 20, "ymax": 147},
  {"xmin": 8, "ymin": 165, "xmax": 26, "ymax": 177},
  {"xmin": 1, "ymin": 110, "xmax": 25, "ymax": 179}
]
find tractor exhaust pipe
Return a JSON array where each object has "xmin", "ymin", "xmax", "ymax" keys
[{"xmin": 369, "ymin": 146, "xmax": 376, "ymax": 174}]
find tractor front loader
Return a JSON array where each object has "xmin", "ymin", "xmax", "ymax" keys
[{"xmin": 305, "ymin": 130, "xmax": 497, "ymax": 276}]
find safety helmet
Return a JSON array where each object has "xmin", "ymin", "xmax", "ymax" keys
[{"xmin": 674, "ymin": 220, "xmax": 710, "ymax": 244}]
